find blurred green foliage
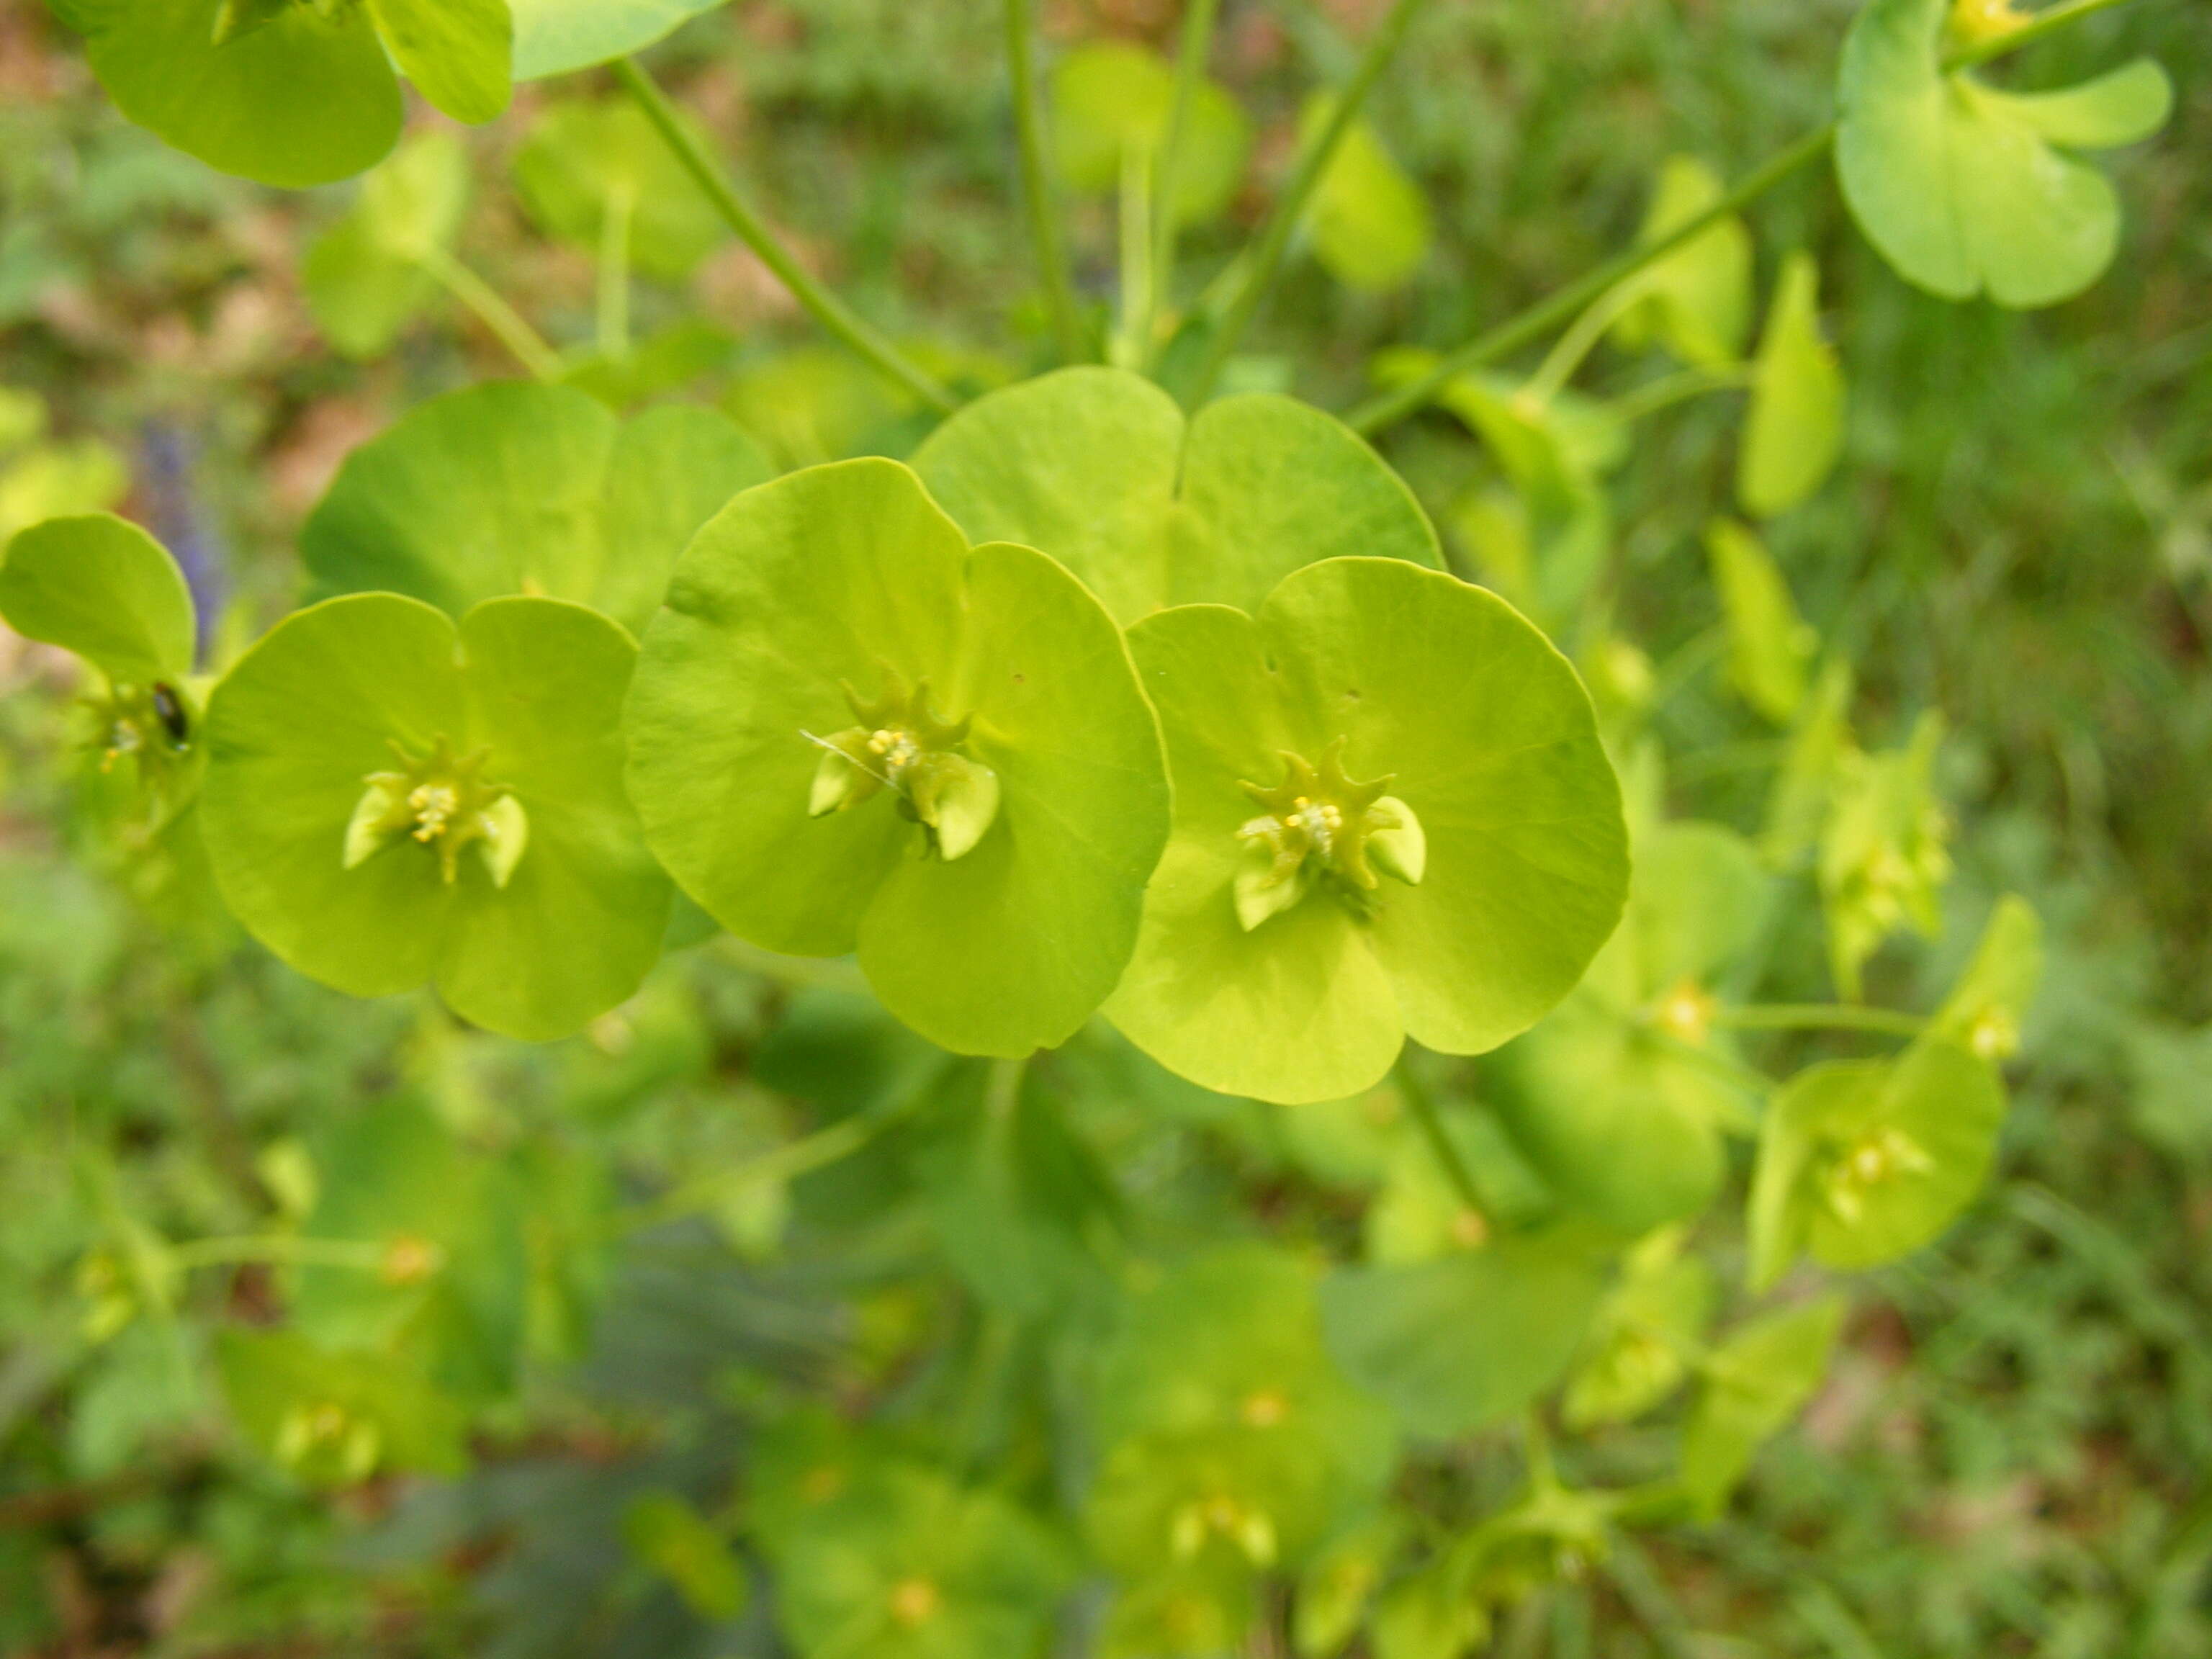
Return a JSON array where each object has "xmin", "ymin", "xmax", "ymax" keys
[{"xmin": 1, "ymin": 0, "xmax": 2208, "ymax": 1654}]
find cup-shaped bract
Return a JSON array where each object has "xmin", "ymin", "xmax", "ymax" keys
[
  {"xmin": 199, "ymin": 593, "xmax": 670, "ymax": 1040},
  {"xmin": 624, "ymin": 458, "xmax": 1170, "ymax": 1057},
  {"xmin": 1836, "ymin": 0, "xmax": 2173, "ymax": 308},
  {"xmin": 52, "ymin": 0, "xmax": 513, "ymax": 189},
  {"xmin": 1107, "ymin": 557, "xmax": 1629, "ymax": 1104},
  {"xmin": 912, "ymin": 368, "xmax": 1440, "ymax": 629},
  {"xmin": 1493, "ymin": 821, "xmax": 1772, "ymax": 1234},
  {"xmin": 0, "ymin": 513, "xmax": 205, "ymax": 823},
  {"xmin": 302, "ymin": 382, "xmax": 772, "ymax": 637}
]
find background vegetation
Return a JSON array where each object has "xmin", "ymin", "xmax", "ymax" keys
[{"xmin": 1, "ymin": 0, "xmax": 2208, "ymax": 1653}]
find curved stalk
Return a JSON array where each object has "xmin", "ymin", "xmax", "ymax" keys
[
  {"xmin": 1348, "ymin": 128, "xmax": 1834, "ymax": 434},
  {"xmin": 1004, "ymin": 0, "xmax": 1089, "ymax": 363},
  {"xmin": 1393, "ymin": 1051, "xmax": 1488, "ymax": 1223},
  {"xmin": 1189, "ymin": 0, "xmax": 1436, "ymax": 403},
  {"xmin": 1351, "ymin": 0, "xmax": 2154, "ymax": 435},
  {"xmin": 411, "ymin": 244, "xmax": 566, "ymax": 382},
  {"xmin": 170, "ymin": 1235, "xmax": 389, "ymax": 1272},
  {"xmin": 613, "ymin": 58, "xmax": 958, "ymax": 415},
  {"xmin": 1140, "ymin": 0, "xmax": 1225, "ymax": 372},
  {"xmin": 1712, "ymin": 1003, "xmax": 1930, "ymax": 1038}
]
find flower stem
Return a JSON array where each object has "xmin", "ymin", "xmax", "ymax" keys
[
  {"xmin": 1140, "ymin": 0, "xmax": 1225, "ymax": 372},
  {"xmin": 1348, "ymin": 127, "xmax": 1833, "ymax": 435},
  {"xmin": 597, "ymin": 185, "xmax": 634, "ymax": 361},
  {"xmin": 613, "ymin": 58, "xmax": 958, "ymax": 415},
  {"xmin": 624, "ymin": 1105, "xmax": 908, "ymax": 1235},
  {"xmin": 1949, "ymin": 0, "xmax": 2145, "ymax": 68},
  {"xmin": 1712, "ymin": 1003, "xmax": 1930, "ymax": 1038},
  {"xmin": 1189, "ymin": 0, "xmax": 1435, "ymax": 404},
  {"xmin": 1392, "ymin": 1051, "xmax": 1487, "ymax": 1222},
  {"xmin": 1004, "ymin": 0, "xmax": 1089, "ymax": 364},
  {"xmin": 1112, "ymin": 144, "xmax": 1156, "ymax": 369},
  {"xmin": 411, "ymin": 245, "xmax": 566, "ymax": 382},
  {"xmin": 169, "ymin": 1235, "xmax": 387, "ymax": 1272},
  {"xmin": 1606, "ymin": 364, "xmax": 1755, "ymax": 426},
  {"xmin": 1349, "ymin": 0, "xmax": 2154, "ymax": 436}
]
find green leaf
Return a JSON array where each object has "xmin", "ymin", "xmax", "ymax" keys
[
  {"xmin": 290, "ymin": 1099, "xmax": 531, "ymax": 1400},
  {"xmin": 1609, "ymin": 156, "xmax": 1753, "ymax": 367},
  {"xmin": 0, "ymin": 436, "xmax": 130, "ymax": 544},
  {"xmin": 625, "ymin": 459, "xmax": 1169, "ymax": 1057},
  {"xmin": 1301, "ymin": 97, "xmax": 1433, "ymax": 294},
  {"xmin": 1294, "ymin": 1513, "xmax": 1405, "ymax": 1659},
  {"xmin": 1562, "ymin": 1228, "xmax": 1715, "ymax": 1429},
  {"xmin": 1320, "ymin": 1226, "xmax": 1616, "ymax": 1439},
  {"xmin": 1706, "ymin": 518, "xmax": 1816, "ymax": 724},
  {"xmin": 1836, "ymin": 0, "xmax": 2174, "ymax": 307},
  {"xmin": 624, "ymin": 1492, "xmax": 750, "ymax": 1621},
  {"xmin": 1817, "ymin": 713, "xmax": 1951, "ymax": 998},
  {"xmin": 1679, "ymin": 1294, "xmax": 1844, "ymax": 1515},
  {"xmin": 508, "ymin": 0, "xmax": 727, "ymax": 78},
  {"xmin": 774, "ymin": 1461, "xmax": 1070, "ymax": 1659},
  {"xmin": 200, "ymin": 593, "xmax": 671, "ymax": 1040},
  {"xmin": 368, "ymin": 0, "xmax": 511, "ymax": 125},
  {"xmin": 1373, "ymin": 354, "xmax": 1621, "ymax": 627},
  {"xmin": 514, "ymin": 96, "xmax": 729, "ymax": 282},
  {"xmin": 2128, "ymin": 1022, "xmax": 2212, "ymax": 1162},
  {"xmin": 1747, "ymin": 1038, "xmax": 2006, "ymax": 1289},
  {"xmin": 1496, "ymin": 822, "xmax": 1770, "ymax": 1233},
  {"xmin": 917, "ymin": 1066, "xmax": 1119, "ymax": 1321},
  {"xmin": 302, "ymin": 382, "xmax": 772, "ymax": 636},
  {"xmin": 71, "ymin": 0, "xmax": 403, "ymax": 187},
  {"xmin": 1106, "ymin": 558, "xmax": 1627, "ymax": 1104},
  {"xmin": 1761, "ymin": 656, "xmax": 1854, "ymax": 866},
  {"xmin": 1088, "ymin": 1247, "xmax": 1395, "ymax": 1577},
  {"xmin": 912, "ymin": 367, "xmax": 1439, "ymax": 628},
  {"xmin": 1093, "ymin": 1246, "xmax": 1395, "ymax": 1483},
  {"xmin": 302, "ymin": 131, "xmax": 472, "ymax": 360},
  {"xmin": 1931, "ymin": 893, "xmax": 2041, "ymax": 1063},
  {"xmin": 1051, "ymin": 41, "xmax": 1251, "ymax": 227},
  {"xmin": 1737, "ymin": 252, "xmax": 1846, "ymax": 518},
  {"xmin": 216, "ymin": 1328, "xmax": 467, "ymax": 1485},
  {"xmin": 0, "ymin": 513, "xmax": 194, "ymax": 685}
]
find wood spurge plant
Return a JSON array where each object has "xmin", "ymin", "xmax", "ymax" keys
[{"xmin": 2, "ymin": 0, "xmax": 2193, "ymax": 1650}]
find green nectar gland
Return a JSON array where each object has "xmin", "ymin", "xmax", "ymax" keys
[
  {"xmin": 87, "ymin": 678, "xmax": 194, "ymax": 792},
  {"xmin": 805, "ymin": 668, "xmax": 1002, "ymax": 862},
  {"xmin": 1232, "ymin": 738, "xmax": 1426, "ymax": 932},
  {"xmin": 1820, "ymin": 1124, "xmax": 1934, "ymax": 1226},
  {"xmin": 343, "ymin": 734, "xmax": 529, "ymax": 889}
]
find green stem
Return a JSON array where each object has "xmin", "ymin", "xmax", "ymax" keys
[
  {"xmin": 1004, "ymin": 0, "xmax": 1088, "ymax": 364},
  {"xmin": 1949, "ymin": 0, "xmax": 2144, "ymax": 68},
  {"xmin": 1392, "ymin": 1051, "xmax": 1488, "ymax": 1221},
  {"xmin": 1348, "ymin": 0, "xmax": 2153, "ymax": 435},
  {"xmin": 1607, "ymin": 364, "xmax": 1755, "ymax": 425},
  {"xmin": 412, "ymin": 245, "xmax": 566, "ymax": 382},
  {"xmin": 1190, "ymin": 0, "xmax": 1434, "ymax": 403},
  {"xmin": 624, "ymin": 1106, "xmax": 909, "ymax": 1236},
  {"xmin": 717, "ymin": 936, "xmax": 872, "ymax": 996},
  {"xmin": 1112, "ymin": 144, "xmax": 1156, "ymax": 369},
  {"xmin": 984, "ymin": 1053, "xmax": 1028, "ymax": 1125},
  {"xmin": 170, "ymin": 1235, "xmax": 387, "ymax": 1272},
  {"xmin": 1141, "ymin": 0, "xmax": 1224, "ymax": 371},
  {"xmin": 613, "ymin": 58, "xmax": 958, "ymax": 415},
  {"xmin": 1523, "ymin": 279, "xmax": 1650, "ymax": 405},
  {"xmin": 1348, "ymin": 127, "xmax": 1833, "ymax": 434},
  {"xmin": 1712, "ymin": 1003, "xmax": 1930, "ymax": 1038},
  {"xmin": 598, "ymin": 185, "xmax": 634, "ymax": 361}
]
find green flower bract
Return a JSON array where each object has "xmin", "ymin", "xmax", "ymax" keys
[
  {"xmin": 624, "ymin": 457, "xmax": 1170, "ymax": 1058},
  {"xmin": 1106, "ymin": 557, "xmax": 1629, "ymax": 1105},
  {"xmin": 199, "ymin": 593, "xmax": 670, "ymax": 1040}
]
